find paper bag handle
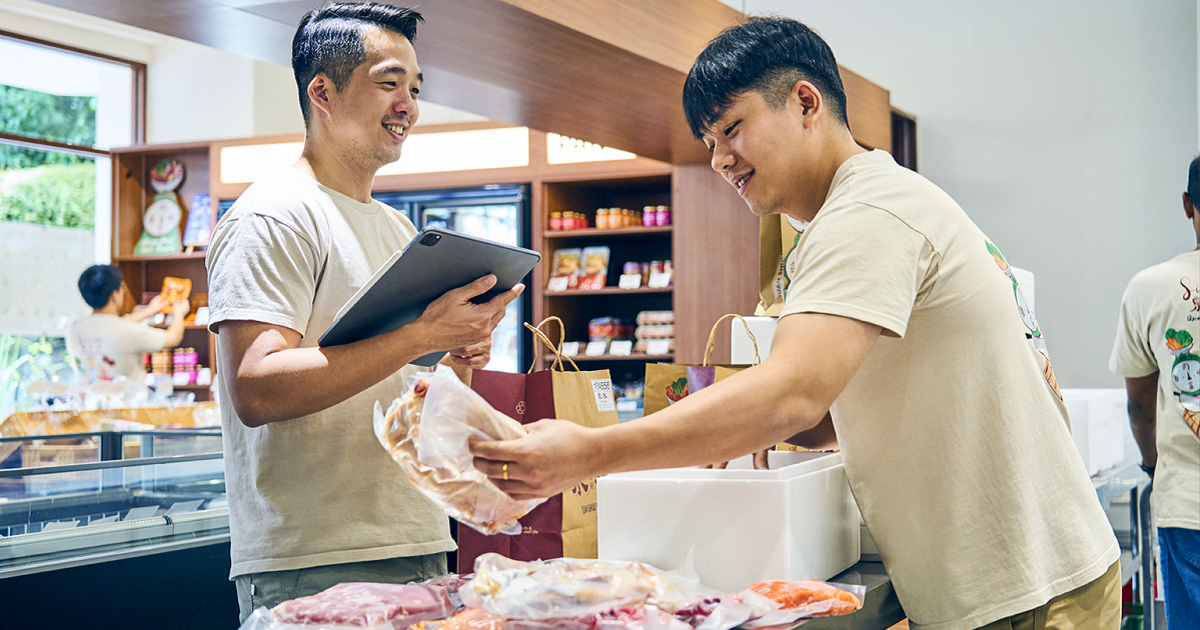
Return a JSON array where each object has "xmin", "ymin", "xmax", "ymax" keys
[
  {"xmin": 525, "ymin": 316, "xmax": 580, "ymax": 373},
  {"xmin": 703, "ymin": 313, "xmax": 761, "ymax": 367}
]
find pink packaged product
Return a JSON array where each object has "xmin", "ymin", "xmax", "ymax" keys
[{"xmin": 239, "ymin": 582, "xmax": 453, "ymax": 630}]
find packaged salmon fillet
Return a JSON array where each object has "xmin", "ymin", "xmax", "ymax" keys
[{"xmin": 746, "ymin": 580, "xmax": 865, "ymax": 618}]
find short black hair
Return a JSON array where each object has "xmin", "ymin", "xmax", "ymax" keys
[
  {"xmin": 683, "ymin": 17, "xmax": 848, "ymax": 139},
  {"xmin": 78, "ymin": 265, "xmax": 122, "ymax": 309},
  {"xmin": 292, "ymin": 3, "xmax": 424, "ymax": 126},
  {"xmin": 1188, "ymin": 154, "xmax": 1200, "ymax": 206}
]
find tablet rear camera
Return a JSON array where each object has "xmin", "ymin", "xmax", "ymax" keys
[{"xmin": 420, "ymin": 233, "xmax": 442, "ymax": 246}]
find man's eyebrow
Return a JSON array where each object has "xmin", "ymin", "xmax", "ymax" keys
[{"xmin": 371, "ymin": 65, "xmax": 423, "ymax": 84}]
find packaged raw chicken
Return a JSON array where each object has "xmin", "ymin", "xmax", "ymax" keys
[
  {"xmin": 374, "ymin": 367, "xmax": 546, "ymax": 535},
  {"xmin": 237, "ymin": 582, "xmax": 453, "ymax": 630}
]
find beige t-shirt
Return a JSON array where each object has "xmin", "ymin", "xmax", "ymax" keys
[
  {"xmin": 206, "ymin": 167, "xmax": 454, "ymax": 578},
  {"xmin": 1109, "ymin": 247, "xmax": 1200, "ymax": 530},
  {"xmin": 67, "ymin": 314, "xmax": 164, "ymax": 383},
  {"xmin": 781, "ymin": 151, "xmax": 1118, "ymax": 630}
]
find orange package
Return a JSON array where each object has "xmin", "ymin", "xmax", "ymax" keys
[
  {"xmin": 159, "ymin": 277, "xmax": 192, "ymax": 314},
  {"xmin": 749, "ymin": 579, "xmax": 863, "ymax": 617}
]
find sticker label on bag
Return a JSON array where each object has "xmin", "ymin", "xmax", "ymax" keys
[{"xmin": 591, "ymin": 378, "xmax": 616, "ymax": 412}]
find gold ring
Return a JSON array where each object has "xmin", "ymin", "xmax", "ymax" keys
[{"xmin": 502, "ymin": 463, "xmax": 509, "ymax": 481}]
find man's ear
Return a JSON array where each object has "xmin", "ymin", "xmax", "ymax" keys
[
  {"xmin": 1185, "ymin": 191, "xmax": 1195, "ymax": 220},
  {"xmin": 307, "ymin": 75, "xmax": 335, "ymax": 119},
  {"xmin": 791, "ymin": 80, "xmax": 823, "ymax": 125}
]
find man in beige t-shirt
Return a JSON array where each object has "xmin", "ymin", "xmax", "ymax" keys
[
  {"xmin": 1109, "ymin": 155, "xmax": 1200, "ymax": 629},
  {"xmin": 205, "ymin": 4, "xmax": 522, "ymax": 621},
  {"xmin": 67, "ymin": 264, "xmax": 188, "ymax": 384},
  {"xmin": 473, "ymin": 17, "xmax": 1120, "ymax": 630}
]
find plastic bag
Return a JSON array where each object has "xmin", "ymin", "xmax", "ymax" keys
[
  {"xmin": 236, "ymin": 582, "xmax": 453, "ymax": 630},
  {"xmin": 374, "ymin": 367, "xmax": 546, "ymax": 535},
  {"xmin": 459, "ymin": 553, "xmax": 716, "ymax": 620}
]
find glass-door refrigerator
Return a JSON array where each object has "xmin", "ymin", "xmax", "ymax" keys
[{"xmin": 374, "ymin": 185, "xmax": 532, "ymax": 373}]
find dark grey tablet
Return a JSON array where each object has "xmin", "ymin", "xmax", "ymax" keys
[{"xmin": 318, "ymin": 227, "xmax": 540, "ymax": 366}]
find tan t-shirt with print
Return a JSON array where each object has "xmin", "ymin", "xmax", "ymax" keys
[
  {"xmin": 1109, "ymin": 247, "xmax": 1200, "ymax": 530},
  {"xmin": 67, "ymin": 313, "xmax": 165, "ymax": 382},
  {"xmin": 206, "ymin": 167, "xmax": 454, "ymax": 579},
  {"xmin": 780, "ymin": 150, "xmax": 1118, "ymax": 630}
]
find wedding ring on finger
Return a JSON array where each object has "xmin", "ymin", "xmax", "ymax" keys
[{"xmin": 502, "ymin": 462, "xmax": 509, "ymax": 481}]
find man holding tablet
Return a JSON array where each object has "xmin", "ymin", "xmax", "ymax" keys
[{"xmin": 205, "ymin": 3, "xmax": 522, "ymax": 620}]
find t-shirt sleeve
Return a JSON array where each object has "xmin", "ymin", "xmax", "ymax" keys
[
  {"xmin": 123, "ymin": 319, "xmax": 167, "ymax": 353},
  {"xmin": 1109, "ymin": 278, "xmax": 1158, "ymax": 378},
  {"xmin": 780, "ymin": 202, "xmax": 932, "ymax": 338},
  {"xmin": 206, "ymin": 212, "xmax": 321, "ymax": 336}
]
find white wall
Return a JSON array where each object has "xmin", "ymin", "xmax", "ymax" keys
[{"xmin": 724, "ymin": 0, "xmax": 1199, "ymax": 388}]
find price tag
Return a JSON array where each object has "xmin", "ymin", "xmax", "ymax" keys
[
  {"xmin": 561, "ymin": 341, "xmax": 581, "ymax": 357},
  {"xmin": 618, "ymin": 273, "xmax": 642, "ymax": 289},
  {"xmin": 585, "ymin": 341, "xmax": 608, "ymax": 356},
  {"xmin": 123, "ymin": 506, "xmax": 160, "ymax": 521},
  {"xmin": 648, "ymin": 272, "xmax": 672, "ymax": 289},
  {"xmin": 546, "ymin": 275, "xmax": 570, "ymax": 292},
  {"xmin": 591, "ymin": 378, "xmax": 616, "ymax": 412},
  {"xmin": 646, "ymin": 339, "xmax": 672, "ymax": 355},
  {"xmin": 42, "ymin": 520, "xmax": 79, "ymax": 532},
  {"xmin": 166, "ymin": 499, "xmax": 204, "ymax": 516},
  {"xmin": 609, "ymin": 340, "xmax": 633, "ymax": 356},
  {"xmin": 89, "ymin": 515, "xmax": 119, "ymax": 526}
]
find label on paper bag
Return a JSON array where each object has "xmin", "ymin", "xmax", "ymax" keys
[{"xmin": 591, "ymin": 379, "xmax": 616, "ymax": 412}]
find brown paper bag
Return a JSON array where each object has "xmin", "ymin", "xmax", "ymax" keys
[
  {"xmin": 458, "ymin": 319, "xmax": 619, "ymax": 572},
  {"xmin": 757, "ymin": 215, "xmax": 805, "ymax": 316},
  {"xmin": 643, "ymin": 314, "xmax": 762, "ymax": 416}
]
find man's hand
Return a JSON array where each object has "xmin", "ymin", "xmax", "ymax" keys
[
  {"xmin": 471, "ymin": 419, "xmax": 600, "ymax": 500},
  {"xmin": 447, "ymin": 338, "xmax": 492, "ymax": 370},
  {"xmin": 145, "ymin": 294, "xmax": 165, "ymax": 314},
  {"xmin": 173, "ymin": 299, "xmax": 191, "ymax": 317},
  {"xmin": 414, "ymin": 275, "xmax": 523, "ymax": 353}
]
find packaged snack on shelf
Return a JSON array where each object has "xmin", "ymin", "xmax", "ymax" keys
[
  {"xmin": 636, "ymin": 310, "xmax": 675, "ymax": 325},
  {"xmin": 635, "ymin": 323, "xmax": 676, "ymax": 339},
  {"xmin": 588, "ymin": 316, "xmax": 621, "ymax": 341},
  {"xmin": 578, "ymin": 246, "xmax": 610, "ymax": 290},
  {"xmin": 159, "ymin": 276, "xmax": 192, "ymax": 314},
  {"xmin": 373, "ymin": 367, "xmax": 547, "ymax": 535},
  {"xmin": 237, "ymin": 582, "xmax": 453, "ymax": 630},
  {"xmin": 547, "ymin": 248, "xmax": 582, "ymax": 291}
]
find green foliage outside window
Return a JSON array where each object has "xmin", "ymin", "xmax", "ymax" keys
[{"xmin": 0, "ymin": 84, "xmax": 98, "ymax": 229}]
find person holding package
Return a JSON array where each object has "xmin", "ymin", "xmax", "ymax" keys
[
  {"xmin": 68, "ymin": 264, "xmax": 189, "ymax": 384},
  {"xmin": 472, "ymin": 17, "xmax": 1120, "ymax": 630},
  {"xmin": 1109, "ymin": 155, "xmax": 1200, "ymax": 629},
  {"xmin": 205, "ymin": 3, "xmax": 522, "ymax": 621}
]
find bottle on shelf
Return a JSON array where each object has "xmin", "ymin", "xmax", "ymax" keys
[
  {"xmin": 549, "ymin": 211, "xmax": 563, "ymax": 231},
  {"xmin": 596, "ymin": 208, "xmax": 609, "ymax": 230}
]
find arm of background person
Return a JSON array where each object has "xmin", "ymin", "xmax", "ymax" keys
[
  {"xmin": 782, "ymin": 411, "xmax": 839, "ymax": 450},
  {"xmin": 160, "ymin": 300, "xmax": 190, "ymax": 348},
  {"xmin": 218, "ymin": 277, "xmax": 522, "ymax": 427},
  {"xmin": 1124, "ymin": 373, "xmax": 1158, "ymax": 474},
  {"xmin": 473, "ymin": 311, "xmax": 880, "ymax": 499},
  {"xmin": 124, "ymin": 294, "xmax": 164, "ymax": 323}
]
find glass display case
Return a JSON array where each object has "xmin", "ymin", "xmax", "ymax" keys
[{"xmin": 0, "ymin": 429, "xmax": 225, "ymax": 578}]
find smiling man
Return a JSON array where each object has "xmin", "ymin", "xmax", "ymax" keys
[
  {"xmin": 205, "ymin": 3, "xmax": 522, "ymax": 620},
  {"xmin": 472, "ymin": 17, "xmax": 1120, "ymax": 630}
]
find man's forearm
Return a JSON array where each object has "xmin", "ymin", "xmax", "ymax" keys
[{"xmin": 223, "ymin": 323, "xmax": 436, "ymax": 426}]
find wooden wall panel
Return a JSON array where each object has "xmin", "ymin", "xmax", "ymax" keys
[
  {"xmin": 671, "ymin": 165, "xmax": 761, "ymax": 365},
  {"xmin": 841, "ymin": 67, "xmax": 892, "ymax": 152}
]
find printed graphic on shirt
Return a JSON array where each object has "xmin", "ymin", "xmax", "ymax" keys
[
  {"xmin": 75, "ymin": 335, "xmax": 116, "ymax": 381},
  {"xmin": 987, "ymin": 240, "xmax": 1062, "ymax": 399},
  {"xmin": 1165, "ymin": 328, "xmax": 1200, "ymax": 436},
  {"xmin": 780, "ymin": 216, "xmax": 808, "ymax": 300},
  {"xmin": 1182, "ymin": 275, "xmax": 1200, "ymax": 319}
]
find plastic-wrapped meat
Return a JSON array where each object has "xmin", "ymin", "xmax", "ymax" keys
[
  {"xmin": 422, "ymin": 574, "xmax": 474, "ymax": 611},
  {"xmin": 271, "ymin": 582, "xmax": 452, "ymax": 628}
]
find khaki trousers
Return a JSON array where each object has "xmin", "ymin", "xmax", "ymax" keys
[{"xmin": 976, "ymin": 561, "xmax": 1122, "ymax": 630}]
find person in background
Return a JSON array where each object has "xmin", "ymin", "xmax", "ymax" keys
[
  {"xmin": 67, "ymin": 264, "xmax": 189, "ymax": 384},
  {"xmin": 1109, "ymin": 154, "xmax": 1200, "ymax": 629},
  {"xmin": 205, "ymin": 3, "xmax": 522, "ymax": 621},
  {"xmin": 473, "ymin": 17, "xmax": 1120, "ymax": 630}
]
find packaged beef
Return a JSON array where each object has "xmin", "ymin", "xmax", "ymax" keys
[
  {"xmin": 237, "ymin": 582, "xmax": 453, "ymax": 630},
  {"xmin": 373, "ymin": 367, "xmax": 547, "ymax": 535},
  {"xmin": 746, "ymin": 580, "xmax": 864, "ymax": 618}
]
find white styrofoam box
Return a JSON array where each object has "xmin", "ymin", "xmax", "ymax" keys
[
  {"xmin": 1061, "ymin": 388, "xmax": 1127, "ymax": 476},
  {"xmin": 597, "ymin": 451, "xmax": 860, "ymax": 592},
  {"xmin": 731, "ymin": 315, "xmax": 777, "ymax": 365}
]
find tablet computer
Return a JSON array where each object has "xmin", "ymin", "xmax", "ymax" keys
[{"xmin": 318, "ymin": 227, "xmax": 541, "ymax": 366}]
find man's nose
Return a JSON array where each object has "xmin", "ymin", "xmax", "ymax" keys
[{"xmin": 711, "ymin": 145, "xmax": 734, "ymax": 173}]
